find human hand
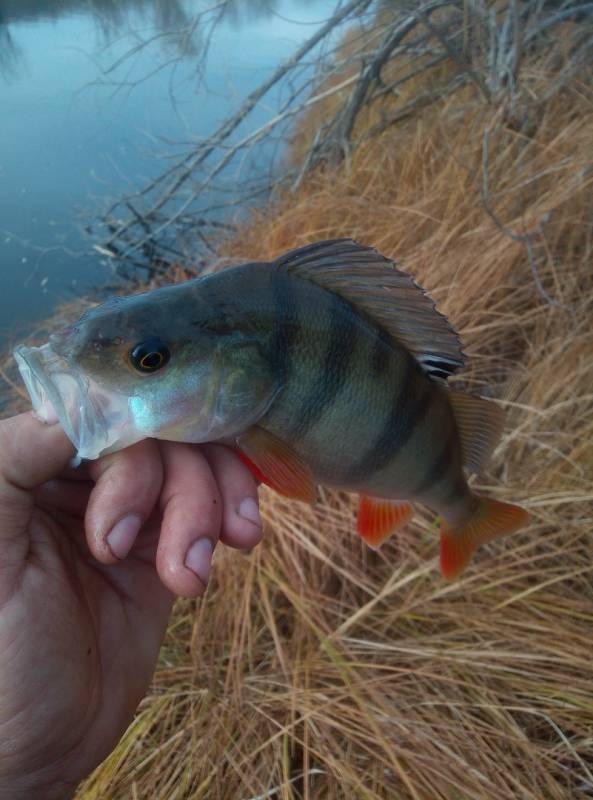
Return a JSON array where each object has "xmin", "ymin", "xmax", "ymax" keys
[{"xmin": 0, "ymin": 413, "xmax": 262, "ymax": 799}]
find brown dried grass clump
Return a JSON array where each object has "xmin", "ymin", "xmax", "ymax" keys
[{"xmin": 3, "ymin": 16, "xmax": 593, "ymax": 800}]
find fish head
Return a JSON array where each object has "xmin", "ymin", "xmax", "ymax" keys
[{"xmin": 15, "ymin": 282, "xmax": 276, "ymax": 461}]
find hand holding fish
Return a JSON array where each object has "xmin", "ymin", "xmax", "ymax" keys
[{"xmin": 0, "ymin": 412, "xmax": 261, "ymax": 799}]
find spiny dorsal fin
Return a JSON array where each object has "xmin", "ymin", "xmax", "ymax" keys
[
  {"xmin": 273, "ymin": 239, "xmax": 465, "ymax": 380},
  {"xmin": 448, "ymin": 391, "xmax": 505, "ymax": 474}
]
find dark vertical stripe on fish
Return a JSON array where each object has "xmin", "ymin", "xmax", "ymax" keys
[
  {"xmin": 413, "ymin": 427, "xmax": 457, "ymax": 497},
  {"xmin": 345, "ymin": 357, "xmax": 434, "ymax": 481},
  {"xmin": 371, "ymin": 327, "xmax": 393, "ymax": 377},
  {"xmin": 269, "ymin": 276, "xmax": 299, "ymax": 381},
  {"xmin": 288, "ymin": 292, "xmax": 358, "ymax": 435}
]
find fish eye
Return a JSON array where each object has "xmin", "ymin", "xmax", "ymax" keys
[{"xmin": 129, "ymin": 339, "xmax": 170, "ymax": 373}]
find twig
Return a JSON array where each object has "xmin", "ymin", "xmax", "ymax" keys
[
  {"xmin": 102, "ymin": 0, "xmax": 372, "ymax": 249},
  {"xmin": 481, "ymin": 126, "xmax": 574, "ymax": 313},
  {"xmin": 93, "ymin": 0, "xmax": 593, "ymax": 275},
  {"xmin": 415, "ymin": 4, "xmax": 492, "ymax": 101}
]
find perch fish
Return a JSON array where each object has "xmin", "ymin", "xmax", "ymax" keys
[{"xmin": 15, "ymin": 239, "xmax": 528, "ymax": 577}]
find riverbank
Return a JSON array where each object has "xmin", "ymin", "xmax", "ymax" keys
[{"xmin": 4, "ymin": 4, "xmax": 593, "ymax": 798}]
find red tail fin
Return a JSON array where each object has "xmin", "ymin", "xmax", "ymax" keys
[{"xmin": 440, "ymin": 498, "xmax": 529, "ymax": 579}]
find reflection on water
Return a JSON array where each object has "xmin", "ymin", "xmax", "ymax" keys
[
  {"xmin": 0, "ymin": 0, "xmax": 312, "ymax": 74},
  {"xmin": 0, "ymin": 0, "xmax": 189, "ymax": 23},
  {"xmin": 0, "ymin": 0, "xmax": 328, "ymax": 346},
  {"xmin": 0, "ymin": 21, "xmax": 21, "ymax": 77},
  {"xmin": 0, "ymin": 0, "xmax": 291, "ymax": 24},
  {"xmin": 1, "ymin": 0, "xmax": 201, "ymax": 75}
]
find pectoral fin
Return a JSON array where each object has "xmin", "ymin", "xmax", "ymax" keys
[
  {"xmin": 237, "ymin": 427, "xmax": 317, "ymax": 503},
  {"xmin": 357, "ymin": 495, "xmax": 414, "ymax": 548}
]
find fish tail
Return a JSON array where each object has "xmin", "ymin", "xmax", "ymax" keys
[{"xmin": 440, "ymin": 497, "xmax": 529, "ymax": 579}]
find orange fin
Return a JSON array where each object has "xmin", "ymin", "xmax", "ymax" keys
[
  {"xmin": 448, "ymin": 391, "xmax": 505, "ymax": 474},
  {"xmin": 236, "ymin": 451, "xmax": 271, "ymax": 488},
  {"xmin": 440, "ymin": 497, "xmax": 529, "ymax": 579},
  {"xmin": 237, "ymin": 427, "xmax": 317, "ymax": 503},
  {"xmin": 357, "ymin": 495, "xmax": 414, "ymax": 548}
]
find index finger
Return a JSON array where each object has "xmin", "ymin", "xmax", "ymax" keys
[{"xmin": 84, "ymin": 438, "xmax": 164, "ymax": 564}]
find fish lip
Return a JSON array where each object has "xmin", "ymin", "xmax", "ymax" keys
[{"xmin": 14, "ymin": 343, "xmax": 114, "ymax": 461}]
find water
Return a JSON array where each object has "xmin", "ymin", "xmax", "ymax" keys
[{"xmin": 0, "ymin": 0, "xmax": 332, "ymax": 346}]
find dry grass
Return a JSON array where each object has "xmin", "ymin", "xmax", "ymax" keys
[{"xmin": 3, "ymin": 13, "xmax": 593, "ymax": 800}]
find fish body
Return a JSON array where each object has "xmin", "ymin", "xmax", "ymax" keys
[
  {"xmin": 219, "ymin": 267, "xmax": 466, "ymax": 506},
  {"xmin": 15, "ymin": 239, "xmax": 528, "ymax": 577}
]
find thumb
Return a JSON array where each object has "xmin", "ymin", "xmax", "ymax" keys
[
  {"xmin": 0, "ymin": 412, "xmax": 75, "ymax": 491},
  {"xmin": 0, "ymin": 413, "xmax": 74, "ymax": 583}
]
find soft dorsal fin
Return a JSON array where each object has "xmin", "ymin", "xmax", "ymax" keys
[
  {"xmin": 273, "ymin": 239, "xmax": 465, "ymax": 380},
  {"xmin": 448, "ymin": 391, "xmax": 505, "ymax": 474}
]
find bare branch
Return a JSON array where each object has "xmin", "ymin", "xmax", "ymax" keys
[{"xmin": 90, "ymin": 0, "xmax": 593, "ymax": 278}]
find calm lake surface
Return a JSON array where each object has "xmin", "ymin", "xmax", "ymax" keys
[{"xmin": 0, "ymin": 0, "xmax": 332, "ymax": 347}]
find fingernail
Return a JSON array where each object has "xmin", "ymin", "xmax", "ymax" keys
[
  {"xmin": 185, "ymin": 538, "xmax": 213, "ymax": 586},
  {"xmin": 107, "ymin": 513, "xmax": 142, "ymax": 559},
  {"xmin": 238, "ymin": 497, "xmax": 261, "ymax": 528}
]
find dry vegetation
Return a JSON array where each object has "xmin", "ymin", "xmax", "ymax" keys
[{"xmin": 3, "ymin": 3, "xmax": 593, "ymax": 799}]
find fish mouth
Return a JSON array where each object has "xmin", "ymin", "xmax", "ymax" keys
[{"xmin": 14, "ymin": 344, "xmax": 138, "ymax": 462}]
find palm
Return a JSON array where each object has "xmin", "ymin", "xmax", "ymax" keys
[{"xmin": 0, "ymin": 498, "xmax": 172, "ymax": 792}]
